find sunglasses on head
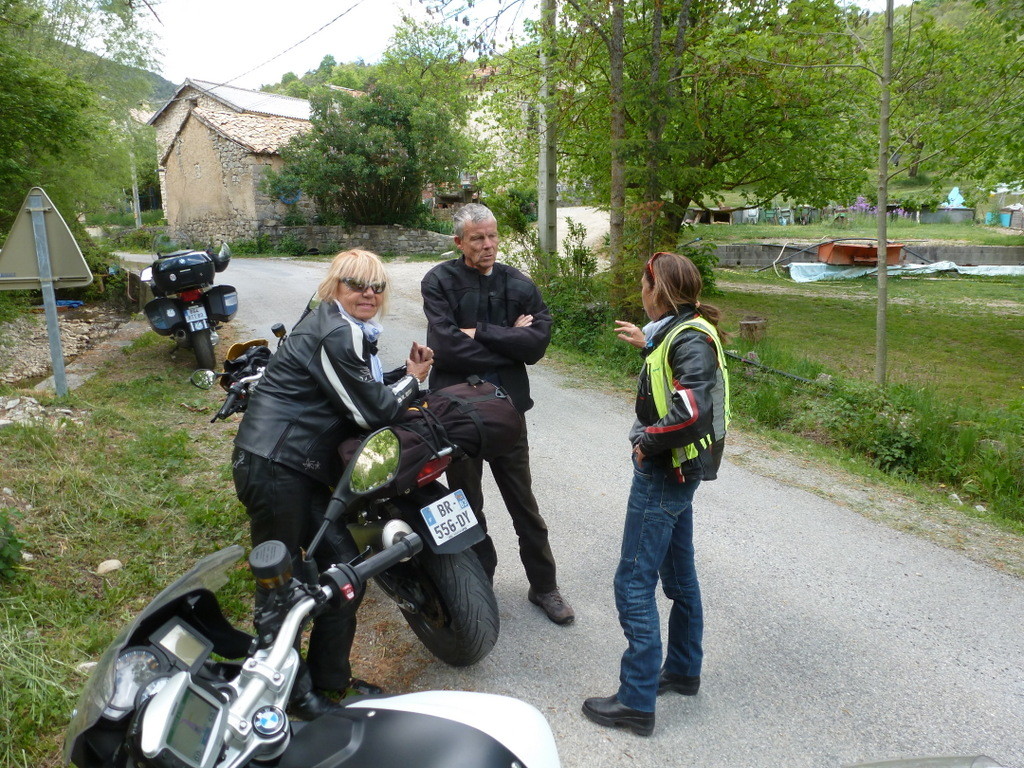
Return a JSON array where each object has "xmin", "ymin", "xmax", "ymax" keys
[
  {"xmin": 340, "ymin": 277, "xmax": 387, "ymax": 294},
  {"xmin": 645, "ymin": 252, "xmax": 670, "ymax": 283}
]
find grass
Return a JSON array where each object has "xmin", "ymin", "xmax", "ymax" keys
[
  {"xmin": 0, "ymin": 327, "xmax": 431, "ymax": 768},
  {"xmin": 713, "ymin": 268, "xmax": 1024, "ymax": 410},
  {"xmin": 0, "ymin": 336, "xmax": 252, "ymax": 767}
]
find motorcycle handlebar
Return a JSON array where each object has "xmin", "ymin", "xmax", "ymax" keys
[{"xmin": 321, "ymin": 533, "xmax": 423, "ymax": 605}]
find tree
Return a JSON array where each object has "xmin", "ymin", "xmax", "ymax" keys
[
  {"xmin": 270, "ymin": 84, "xmax": 466, "ymax": 225},
  {"xmin": 0, "ymin": 0, "xmax": 157, "ymax": 233}
]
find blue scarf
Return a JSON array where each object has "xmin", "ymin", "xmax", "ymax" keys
[{"xmin": 335, "ymin": 302, "xmax": 384, "ymax": 383}]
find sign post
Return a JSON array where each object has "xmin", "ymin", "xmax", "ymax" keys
[{"xmin": 0, "ymin": 187, "xmax": 93, "ymax": 396}]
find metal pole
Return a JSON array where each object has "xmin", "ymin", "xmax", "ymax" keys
[
  {"xmin": 27, "ymin": 192, "xmax": 69, "ymax": 396},
  {"xmin": 874, "ymin": 0, "xmax": 894, "ymax": 387}
]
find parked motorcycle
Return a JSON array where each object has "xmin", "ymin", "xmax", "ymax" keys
[
  {"xmin": 193, "ymin": 355, "xmax": 501, "ymax": 667},
  {"xmin": 64, "ymin": 427, "xmax": 561, "ymax": 768},
  {"xmin": 141, "ymin": 243, "xmax": 237, "ymax": 370}
]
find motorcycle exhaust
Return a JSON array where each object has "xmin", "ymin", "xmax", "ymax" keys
[{"xmin": 348, "ymin": 519, "xmax": 416, "ymax": 562}]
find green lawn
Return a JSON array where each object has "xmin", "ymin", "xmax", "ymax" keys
[{"xmin": 714, "ymin": 268, "xmax": 1024, "ymax": 411}]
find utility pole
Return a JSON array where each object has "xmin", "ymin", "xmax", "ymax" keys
[
  {"xmin": 874, "ymin": 0, "xmax": 894, "ymax": 387},
  {"xmin": 537, "ymin": 0, "xmax": 558, "ymax": 258}
]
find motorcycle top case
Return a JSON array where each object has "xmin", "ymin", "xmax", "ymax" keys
[
  {"xmin": 143, "ymin": 297, "xmax": 184, "ymax": 335},
  {"xmin": 151, "ymin": 250, "xmax": 215, "ymax": 293},
  {"xmin": 204, "ymin": 284, "xmax": 238, "ymax": 321}
]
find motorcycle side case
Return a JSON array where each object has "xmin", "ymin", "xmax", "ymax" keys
[
  {"xmin": 143, "ymin": 297, "xmax": 184, "ymax": 335},
  {"xmin": 151, "ymin": 251, "xmax": 215, "ymax": 293},
  {"xmin": 204, "ymin": 284, "xmax": 238, "ymax": 321}
]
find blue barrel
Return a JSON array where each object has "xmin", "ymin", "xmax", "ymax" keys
[
  {"xmin": 999, "ymin": 212, "xmax": 1012, "ymax": 227},
  {"xmin": 985, "ymin": 212, "xmax": 997, "ymax": 225}
]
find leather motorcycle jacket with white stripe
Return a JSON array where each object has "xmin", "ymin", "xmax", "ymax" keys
[{"xmin": 234, "ymin": 300, "xmax": 420, "ymax": 485}]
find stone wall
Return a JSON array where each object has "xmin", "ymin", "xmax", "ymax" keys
[
  {"xmin": 258, "ymin": 224, "xmax": 455, "ymax": 255},
  {"xmin": 714, "ymin": 243, "xmax": 1024, "ymax": 268}
]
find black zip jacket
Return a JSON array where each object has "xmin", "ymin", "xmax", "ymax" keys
[
  {"xmin": 234, "ymin": 300, "xmax": 420, "ymax": 485},
  {"xmin": 421, "ymin": 258, "xmax": 551, "ymax": 413}
]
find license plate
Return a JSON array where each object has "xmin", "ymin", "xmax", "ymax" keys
[
  {"xmin": 185, "ymin": 304, "xmax": 208, "ymax": 330},
  {"xmin": 420, "ymin": 489, "xmax": 477, "ymax": 546}
]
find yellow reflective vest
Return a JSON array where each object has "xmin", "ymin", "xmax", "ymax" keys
[{"xmin": 644, "ymin": 316, "xmax": 731, "ymax": 474}]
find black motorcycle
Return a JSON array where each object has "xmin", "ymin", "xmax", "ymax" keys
[
  {"xmin": 192, "ymin": 340, "xmax": 503, "ymax": 667},
  {"xmin": 141, "ymin": 243, "xmax": 237, "ymax": 370}
]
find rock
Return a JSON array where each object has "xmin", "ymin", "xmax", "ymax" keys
[
  {"xmin": 949, "ymin": 493, "xmax": 963, "ymax": 505},
  {"xmin": 96, "ymin": 559, "xmax": 123, "ymax": 575},
  {"xmin": 975, "ymin": 504, "xmax": 987, "ymax": 513}
]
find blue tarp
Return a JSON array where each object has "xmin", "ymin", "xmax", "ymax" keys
[{"xmin": 788, "ymin": 261, "xmax": 1024, "ymax": 283}]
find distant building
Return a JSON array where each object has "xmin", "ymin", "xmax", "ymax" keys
[{"xmin": 148, "ymin": 79, "xmax": 315, "ymax": 244}]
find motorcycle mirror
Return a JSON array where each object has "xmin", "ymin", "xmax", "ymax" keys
[
  {"xmin": 310, "ymin": 428, "xmax": 402, "ymax": 559},
  {"xmin": 348, "ymin": 428, "xmax": 401, "ymax": 495},
  {"xmin": 190, "ymin": 369, "xmax": 218, "ymax": 390},
  {"xmin": 139, "ymin": 266, "xmax": 153, "ymax": 283},
  {"xmin": 219, "ymin": 242, "xmax": 232, "ymax": 259}
]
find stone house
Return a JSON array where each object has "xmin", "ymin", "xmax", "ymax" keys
[{"xmin": 148, "ymin": 79, "xmax": 316, "ymax": 245}]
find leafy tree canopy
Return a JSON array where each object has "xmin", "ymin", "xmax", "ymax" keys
[{"xmin": 0, "ymin": 0, "xmax": 157, "ymax": 234}]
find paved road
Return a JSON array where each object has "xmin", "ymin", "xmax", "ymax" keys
[{"xmin": 225, "ymin": 255, "xmax": 1024, "ymax": 768}]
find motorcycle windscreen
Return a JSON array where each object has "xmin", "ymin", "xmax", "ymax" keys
[
  {"xmin": 63, "ymin": 546, "xmax": 245, "ymax": 766},
  {"xmin": 144, "ymin": 297, "xmax": 185, "ymax": 334}
]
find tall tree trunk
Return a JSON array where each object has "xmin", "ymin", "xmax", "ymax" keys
[{"xmin": 608, "ymin": 0, "xmax": 626, "ymax": 267}]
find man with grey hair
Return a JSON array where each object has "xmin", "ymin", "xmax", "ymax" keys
[{"xmin": 420, "ymin": 203, "xmax": 574, "ymax": 625}]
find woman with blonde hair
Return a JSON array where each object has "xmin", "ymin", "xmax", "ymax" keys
[
  {"xmin": 583, "ymin": 251, "xmax": 730, "ymax": 737},
  {"xmin": 233, "ymin": 249, "xmax": 432, "ymax": 719}
]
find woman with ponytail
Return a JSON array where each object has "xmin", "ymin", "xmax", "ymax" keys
[{"xmin": 583, "ymin": 251, "xmax": 730, "ymax": 737}]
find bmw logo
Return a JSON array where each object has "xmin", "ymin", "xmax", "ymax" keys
[{"xmin": 252, "ymin": 706, "xmax": 286, "ymax": 736}]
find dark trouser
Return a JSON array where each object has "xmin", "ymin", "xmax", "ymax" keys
[
  {"xmin": 444, "ymin": 424, "xmax": 558, "ymax": 593},
  {"xmin": 232, "ymin": 448, "xmax": 360, "ymax": 694}
]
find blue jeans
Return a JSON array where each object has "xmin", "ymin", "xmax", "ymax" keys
[{"xmin": 614, "ymin": 457, "xmax": 703, "ymax": 712}]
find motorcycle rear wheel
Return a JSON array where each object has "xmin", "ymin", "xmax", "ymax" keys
[
  {"xmin": 191, "ymin": 328, "xmax": 216, "ymax": 370},
  {"xmin": 379, "ymin": 549, "xmax": 498, "ymax": 667}
]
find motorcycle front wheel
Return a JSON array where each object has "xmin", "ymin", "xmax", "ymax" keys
[
  {"xmin": 191, "ymin": 328, "xmax": 216, "ymax": 370},
  {"xmin": 377, "ymin": 548, "xmax": 499, "ymax": 667}
]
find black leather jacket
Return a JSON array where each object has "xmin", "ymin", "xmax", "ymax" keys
[
  {"xmin": 234, "ymin": 300, "xmax": 420, "ymax": 485},
  {"xmin": 421, "ymin": 258, "xmax": 551, "ymax": 413}
]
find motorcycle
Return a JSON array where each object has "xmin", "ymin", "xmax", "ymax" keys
[
  {"xmin": 64, "ymin": 426, "xmax": 561, "ymax": 768},
  {"xmin": 192, "ymin": 354, "xmax": 502, "ymax": 668},
  {"xmin": 141, "ymin": 243, "xmax": 238, "ymax": 370}
]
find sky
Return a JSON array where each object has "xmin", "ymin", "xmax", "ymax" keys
[
  {"xmin": 145, "ymin": 0, "xmax": 517, "ymax": 91},
  {"xmin": 146, "ymin": 0, "xmax": 903, "ymax": 93}
]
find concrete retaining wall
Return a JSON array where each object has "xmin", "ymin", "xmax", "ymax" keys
[{"xmin": 715, "ymin": 243, "xmax": 1024, "ymax": 268}]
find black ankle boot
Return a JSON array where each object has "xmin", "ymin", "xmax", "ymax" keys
[
  {"xmin": 582, "ymin": 695, "xmax": 654, "ymax": 736},
  {"xmin": 658, "ymin": 671, "xmax": 700, "ymax": 696},
  {"xmin": 289, "ymin": 690, "xmax": 345, "ymax": 720}
]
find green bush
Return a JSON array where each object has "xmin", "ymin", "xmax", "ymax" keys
[
  {"xmin": 0, "ymin": 508, "xmax": 23, "ymax": 582},
  {"xmin": 232, "ymin": 235, "xmax": 273, "ymax": 255},
  {"xmin": 485, "ymin": 188, "xmax": 538, "ymax": 235},
  {"xmin": 275, "ymin": 234, "xmax": 309, "ymax": 256}
]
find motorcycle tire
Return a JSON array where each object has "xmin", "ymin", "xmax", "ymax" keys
[
  {"xmin": 191, "ymin": 328, "xmax": 217, "ymax": 370},
  {"xmin": 379, "ymin": 548, "xmax": 499, "ymax": 667}
]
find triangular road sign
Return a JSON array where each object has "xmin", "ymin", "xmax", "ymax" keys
[{"xmin": 0, "ymin": 187, "xmax": 93, "ymax": 290}]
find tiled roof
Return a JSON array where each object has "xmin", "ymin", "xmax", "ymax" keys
[{"xmin": 190, "ymin": 108, "xmax": 310, "ymax": 154}]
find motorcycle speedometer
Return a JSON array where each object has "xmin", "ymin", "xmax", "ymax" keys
[{"xmin": 102, "ymin": 647, "xmax": 166, "ymax": 720}]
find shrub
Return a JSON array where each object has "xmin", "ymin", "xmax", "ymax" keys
[{"xmin": 0, "ymin": 509, "xmax": 23, "ymax": 582}]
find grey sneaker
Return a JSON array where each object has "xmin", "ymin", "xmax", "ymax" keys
[{"xmin": 528, "ymin": 588, "xmax": 575, "ymax": 625}]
